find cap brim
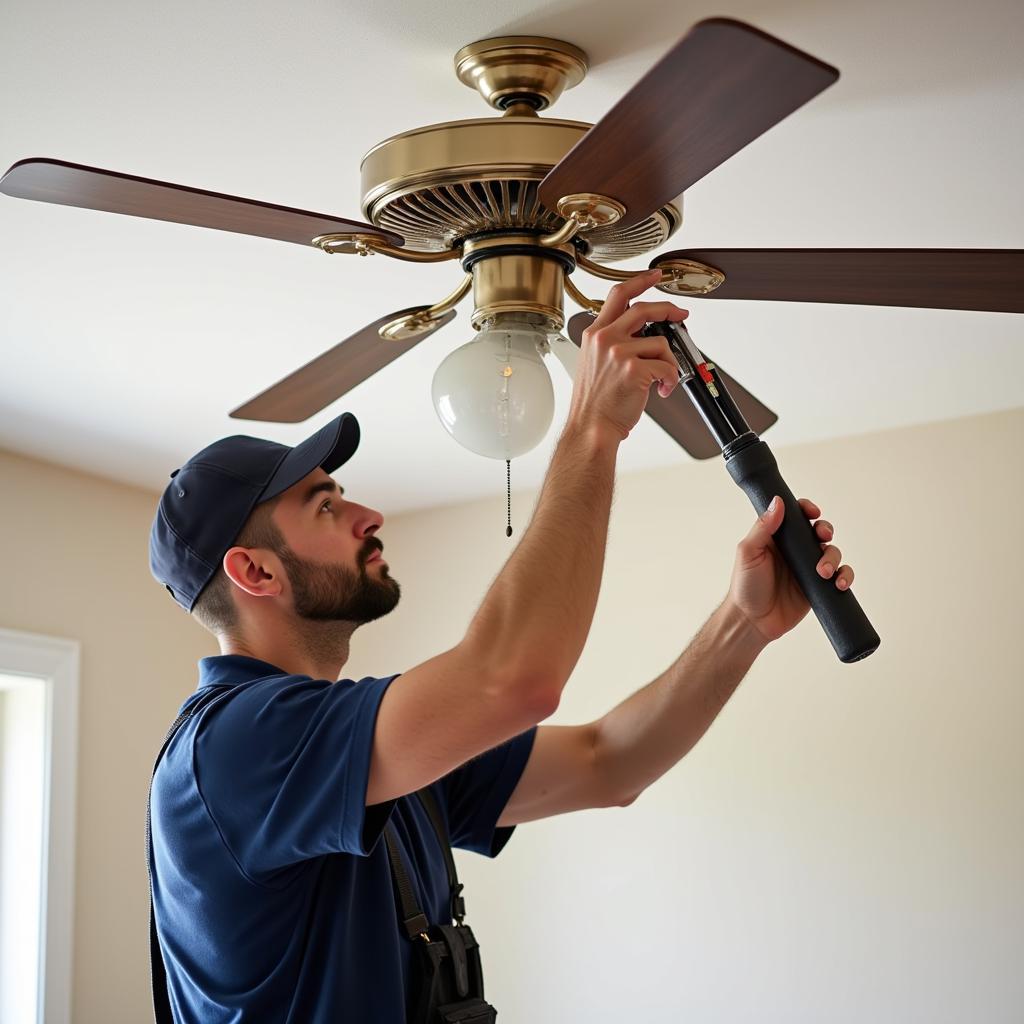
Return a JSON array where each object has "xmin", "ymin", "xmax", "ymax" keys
[{"xmin": 260, "ymin": 412, "xmax": 361, "ymax": 502}]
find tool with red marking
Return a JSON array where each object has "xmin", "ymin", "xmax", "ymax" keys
[{"xmin": 641, "ymin": 318, "xmax": 880, "ymax": 663}]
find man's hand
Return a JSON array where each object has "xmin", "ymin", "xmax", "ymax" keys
[
  {"xmin": 726, "ymin": 496, "xmax": 855, "ymax": 645},
  {"xmin": 567, "ymin": 269, "xmax": 689, "ymax": 443}
]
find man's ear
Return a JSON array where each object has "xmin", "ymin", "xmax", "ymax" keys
[{"xmin": 222, "ymin": 547, "xmax": 284, "ymax": 599}]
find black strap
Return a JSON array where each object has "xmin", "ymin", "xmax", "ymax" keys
[
  {"xmin": 383, "ymin": 786, "xmax": 467, "ymax": 941},
  {"xmin": 147, "ymin": 687, "xmax": 230, "ymax": 1024},
  {"xmin": 418, "ymin": 787, "xmax": 466, "ymax": 925}
]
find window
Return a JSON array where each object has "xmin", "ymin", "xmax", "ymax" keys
[{"xmin": 0, "ymin": 629, "xmax": 79, "ymax": 1024}]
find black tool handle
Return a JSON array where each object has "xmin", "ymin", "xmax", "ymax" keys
[{"xmin": 725, "ymin": 436, "xmax": 880, "ymax": 663}]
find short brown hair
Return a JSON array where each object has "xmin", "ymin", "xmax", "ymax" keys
[{"xmin": 191, "ymin": 494, "xmax": 285, "ymax": 638}]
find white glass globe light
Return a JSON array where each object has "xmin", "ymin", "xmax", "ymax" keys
[{"xmin": 431, "ymin": 314, "xmax": 559, "ymax": 460}]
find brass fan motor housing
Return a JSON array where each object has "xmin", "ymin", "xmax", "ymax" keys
[
  {"xmin": 461, "ymin": 233, "xmax": 577, "ymax": 330},
  {"xmin": 359, "ymin": 115, "xmax": 683, "ymax": 262}
]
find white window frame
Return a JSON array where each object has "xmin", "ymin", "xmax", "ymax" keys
[{"xmin": 0, "ymin": 627, "xmax": 79, "ymax": 1024}]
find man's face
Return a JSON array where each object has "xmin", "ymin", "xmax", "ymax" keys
[{"xmin": 270, "ymin": 468, "xmax": 400, "ymax": 624}]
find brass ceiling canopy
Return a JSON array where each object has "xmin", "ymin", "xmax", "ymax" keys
[
  {"xmin": 359, "ymin": 36, "xmax": 683, "ymax": 262},
  {"xmin": 453, "ymin": 36, "xmax": 589, "ymax": 112}
]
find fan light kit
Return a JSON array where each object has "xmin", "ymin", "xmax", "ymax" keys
[
  {"xmin": 2, "ymin": 17, "xmax": 1021, "ymax": 519},
  {"xmin": 431, "ymin": 313, "xmax": 557, "ymax": 461}
]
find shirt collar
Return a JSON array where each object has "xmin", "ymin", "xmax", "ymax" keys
[{"xmin": 197, "ymin": 654, "xmax": 289, "ymax": 690}]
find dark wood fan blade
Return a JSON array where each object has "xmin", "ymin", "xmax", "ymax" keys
[
  {"xmin": 0, "ymin": 158, "xmax": 404, "ymax": 248},
  {"xmin": 539, "ymin": 19, "xmax": 838, "ymax": 230},
  {"xmin": 652, "ymin": 249, "xmax": 1024, "ymax": 312},
  {"xmin": 566, "ymin": 312, "xmax": 778, "ymax": 459},
  {"xmin": 230, "ymin": 307, "xmax": 456, "ymax": 423}
]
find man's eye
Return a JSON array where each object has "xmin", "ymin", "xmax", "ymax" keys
[{"xmin": 320, "ymin": 500, "xmax": 332, "ymax": 512}]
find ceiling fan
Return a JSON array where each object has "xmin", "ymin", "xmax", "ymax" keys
[{"xmin": 3, "ymin": 17, "xmax": 1022, "ymax": 460}]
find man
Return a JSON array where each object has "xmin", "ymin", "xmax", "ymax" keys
[{"xmin": 148, "ymin": 270, "xmax": 854, "ymax": 1022}]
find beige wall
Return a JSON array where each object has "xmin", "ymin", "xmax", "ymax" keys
[
  {"xmin": 1, "ymin": 406, "xmax": 1021, "ymax": 1021},
  {"xmin": 345, "ymin": 406, "xmax": 1024, "ymax": 1023},
  {"xmin": 0, "ymin": 449, "xmax": 216, "ymax": 1022}
]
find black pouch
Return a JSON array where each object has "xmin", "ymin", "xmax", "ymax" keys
[
  {"xmin": 436, "ymin": 998, "xmax": 497, "ymax": 1024},
  {"xmin": 385, "ymin": 790, "xmax": 499, "ymax": 1024},
  {"xmin": 408, "ymin": 923, "xmax": 496, "ymax": 1023}
]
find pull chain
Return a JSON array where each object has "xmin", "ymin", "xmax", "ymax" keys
[{"xmin": 505, "ymin": 460, "xmax": 513, "ymax": 537}]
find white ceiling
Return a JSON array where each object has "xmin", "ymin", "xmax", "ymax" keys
[{"xmin": 2, "ymin": 0, "xmax": 1022, "ymax": 514}]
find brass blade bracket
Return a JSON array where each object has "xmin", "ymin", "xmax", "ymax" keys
[
  {"xmin": 562, "ymin": 272, "xmax": 603, "ymax": 315},
  {"xmin": 378, "ymin": 273, "xmax": 473, "ymax": 340},
  {"xmin": 539, "ymin": 194, "xmax": 626, "ymax": 247},
  {"xmin": 311, "ymin": 231, "xmax": 462, "ymax": 264},
  {"xmin": 649, "ymin": 257, "xmax": 726, "ymax": 295},
  {"xmin": 577, "ymin": 252, "xmax": 726, "ymax": 295}
]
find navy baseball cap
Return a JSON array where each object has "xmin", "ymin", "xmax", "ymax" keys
[{"xmin": 150, "ymin": 413, "xmax": 360, "ymax": 612}]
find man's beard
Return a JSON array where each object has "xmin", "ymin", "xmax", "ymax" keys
[{"xmin": 276, "ymin": 541, "xmax": 400, "ymax": 624}]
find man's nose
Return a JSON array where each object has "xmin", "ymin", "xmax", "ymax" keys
[{"xmin": 352, "ymin": 504, "xmax": 384, "ymax": 537}]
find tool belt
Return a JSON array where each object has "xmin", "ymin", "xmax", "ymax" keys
[{"xmin": 384, "ymin": 789, "xmax": 498, "ymax": 1024}]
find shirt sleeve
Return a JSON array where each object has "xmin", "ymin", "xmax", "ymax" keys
[
  {"xmin": 193, "ymin": 674, "xmax": 400, "ymax": 881},
  {"xmin": 440, "ymin": 726, "xmax": 538, "ymax": 858}
]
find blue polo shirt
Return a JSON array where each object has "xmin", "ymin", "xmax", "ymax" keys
[{"xmin": 149, "ymin": 654, "xmax": 538, "ymax": 1023}]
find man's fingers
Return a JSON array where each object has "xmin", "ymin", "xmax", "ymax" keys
[
  {"xmin": 801, "ymin": 499, "xmax": 834, "ymax": 546},
  {"xmin": 587, "ymin": 301, "xmax": 688, "ymax": 343},
  {"xmin": 591, "ymin": 334, "xmax": 684, "ymax": 397},
  {"xmin": 798, "ymin": 497, "xmax": 821, "ymax": 519},
  {"xmin": 620, "ymin": 302, "xmax": 688, "ymax": 337},
  {"xmin": 588, "ymin": 269, "xmax": 665, "ymax": 330},
  {"xmin": 740, "ymin": 494, "xmax": 855, "ymax": 590},
  {"xmin": 817, "ymin": 543, "xmax": 843, "ymax": 578},
  {"xmin": 648, "ymin": 360, "xmax": 683, "ymax": 393},
  {"xmin": 656, "ymin": 376, "xmax": 679, "ymax": 398},
  {"xmin": 604, "ymin": 334, "xmax": 679, "ymax": 362},
  {"xmin": 737, "ymin": 495, "xmax": 785, "ymax": 559}
]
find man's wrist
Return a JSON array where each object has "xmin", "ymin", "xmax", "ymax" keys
[
  {"xmin": 561, "ymin": 413, "xmax": 625, "ymax": 452},
  {"xmin": 713, "ymin": 597, "xmax": 770, "ymax": 661}
]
